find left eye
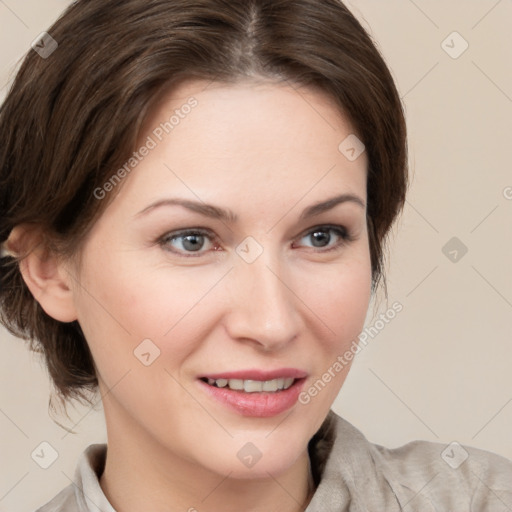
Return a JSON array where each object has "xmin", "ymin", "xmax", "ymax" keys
[
  {"xmin": 295, "ymin": 225, "xmax": 350, "ymax": 250},
  {"xmin": 159, "ymin": 225, "xmax": 351, "ymax": 257}
]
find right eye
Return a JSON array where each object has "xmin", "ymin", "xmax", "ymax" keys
[{"xmin": 158, "ymin": 228, "xmax": 220, "ymax": 257}]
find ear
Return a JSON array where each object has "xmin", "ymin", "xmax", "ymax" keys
[{"xmin": 7, "ymin": 225, "xmax": 78, "ymax": 323}]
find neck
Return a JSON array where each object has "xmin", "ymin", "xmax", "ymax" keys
[
  {"xmin": 99, "ymin": 411, "xmax": 315, "ymax": 512},
  {"xmin": 100, "ymin": 443, "xmax": 314, "ymax": 512}
]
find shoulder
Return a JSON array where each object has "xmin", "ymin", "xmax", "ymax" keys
[
  {"xmin": 321, "ymin": 411, "xmax": 512, "ymax": 511},
  {"xmin": 34, "ymin": 484, "xmax": 77, "ymax": 512},
  {"xmin": 33, "ymin": 443, "xmax": 109, "ymax": 512},
  {"xmin": 371, "ymin": 435, "xmax": 512, "ymax": 509}
]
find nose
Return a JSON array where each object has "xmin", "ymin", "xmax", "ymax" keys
[{"xmin": 223, "ymin": 251, "xmax": 300, "ymax": 352}]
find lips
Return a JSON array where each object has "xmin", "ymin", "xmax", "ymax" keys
[
  {"xmin": 200, "ymin": 368, "xmax": 308, "ymax": 381},
  {"xmin": 197, "ymin": 368, "xmax": 308, "ymax": 417}
]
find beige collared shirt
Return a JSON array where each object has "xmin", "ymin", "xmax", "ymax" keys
[{"xmin": 35, "ymin": 410, "xmax": 512, "ymax": 511}]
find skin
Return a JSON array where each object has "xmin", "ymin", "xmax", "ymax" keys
[{"xmin": 13, "ymin": 79, "xmax": 372, "ymax": 512}]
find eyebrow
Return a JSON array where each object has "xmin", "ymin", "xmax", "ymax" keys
[{"xmin": 135, "ymin": 193, "xmax": 366, "ymax": 223}]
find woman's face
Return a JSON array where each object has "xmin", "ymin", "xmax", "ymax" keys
[{"xmin": 68, "ymin": 79, "xmax": 372, "ymax": 478}]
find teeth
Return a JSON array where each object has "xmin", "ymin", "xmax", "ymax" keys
[
  {"xmin": 215, "ymin": 378, "xmax": 228, "ymax": 388},
  {"xmin": 206, "ymin": 377, "xmax": 296, "ymax": 392},
  {"xmin": 228, "ymin": 379, "xmax": 244, "ymax": 390},
  {"xmin": 244, "ymin": 380, "xmax": 264, "ymax": 392},
  {"xmin": 262, "ymin": 379, "xmax": 278, "ymax": 392}
]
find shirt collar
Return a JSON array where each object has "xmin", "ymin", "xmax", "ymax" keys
[
  {"xmin": 72, "ymin": 442, "xmax": 115, "ymax": 512},
  {"xmin": 305, "ymin": 410, "xmax": 409, "ymax": 511}
]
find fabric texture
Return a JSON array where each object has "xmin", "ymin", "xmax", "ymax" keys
[{"xmin": 35, "ymin": 410, "xmax": 512, "ymax": 511}]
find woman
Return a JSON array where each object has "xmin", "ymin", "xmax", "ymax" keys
[{"xmin": 0, "ymin": 0, "xmax": 511, "ymax": 510}]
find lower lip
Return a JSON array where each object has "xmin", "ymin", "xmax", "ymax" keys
[{"xmin": 198, "ymin": 378, "xmax": 306, "ymax": 418}]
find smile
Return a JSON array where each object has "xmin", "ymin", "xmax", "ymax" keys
[
  {"xmin": 197, "ymin": 369, "xmax": 308, "ymax": 417},
  {"xmin": 201, "ymin": 377, "xmax": 296, "ymax": 393}
]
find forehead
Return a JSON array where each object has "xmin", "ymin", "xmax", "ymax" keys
[{"xmin": 110, "ymin": 79, "xmax": 368, "ymax": 215}]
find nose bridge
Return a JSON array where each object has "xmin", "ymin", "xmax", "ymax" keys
[{"xmin": 226, "ymin": 247, "xmax": 299, "ymax": 349}]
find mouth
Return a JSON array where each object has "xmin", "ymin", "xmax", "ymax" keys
[
  {"xmin": 197, "ymin": 369, "xmax": 308, "ymax": 417},
  {"xmin": 199, "ymin": 376, "xmax": 298, "ymax": 393}
]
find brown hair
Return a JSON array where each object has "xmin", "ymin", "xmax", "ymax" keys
[{"xmin": 0, "ymin": 0, "xmax": 408, "ymax": 409}]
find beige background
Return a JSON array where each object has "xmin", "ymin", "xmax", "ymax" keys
[{"xmin": 1, "ymin": 1, "xmax": 511, "ymax": 510}]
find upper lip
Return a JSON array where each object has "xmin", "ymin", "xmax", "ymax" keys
[{"xmin": 200, "ymin": 368, "xmax": 308, "ymax": 381}]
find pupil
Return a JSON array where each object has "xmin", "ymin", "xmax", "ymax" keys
[
  {"xmin": 183, "ymin": 235, "xmax": 204, "ymax": 251},
  {"xmin": 311, "ymin": 230, "xmax": 330, "ymax": 247}
]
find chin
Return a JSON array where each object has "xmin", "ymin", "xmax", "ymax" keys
[{"xmin": 193, "ymin": 424, "xmax": 311, "ymax": 480}]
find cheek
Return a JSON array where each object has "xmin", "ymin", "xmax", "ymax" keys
[
  {"xmin": 301, "ymin": 249, "xmax": 372, "ymax": 340},
  {"xmin": 72, "ymin": 250, "xmax": 225, "ymax": 381},
  {"xmin": 295, "ymin": 258, "xmax": 371, "ymax": 415},
  {"xmin": 297, "ymin": 247, "xmax": 372, "ymax": 392}
]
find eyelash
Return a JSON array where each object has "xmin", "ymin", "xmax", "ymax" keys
[{"xmin": 157, "ymin": 224, "xmax": 355, "ymax": 258}]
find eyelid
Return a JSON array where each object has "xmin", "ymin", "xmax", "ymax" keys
[{"xmin": 298, "ymin": 223, "xmax": 348, "ymax": 239}]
